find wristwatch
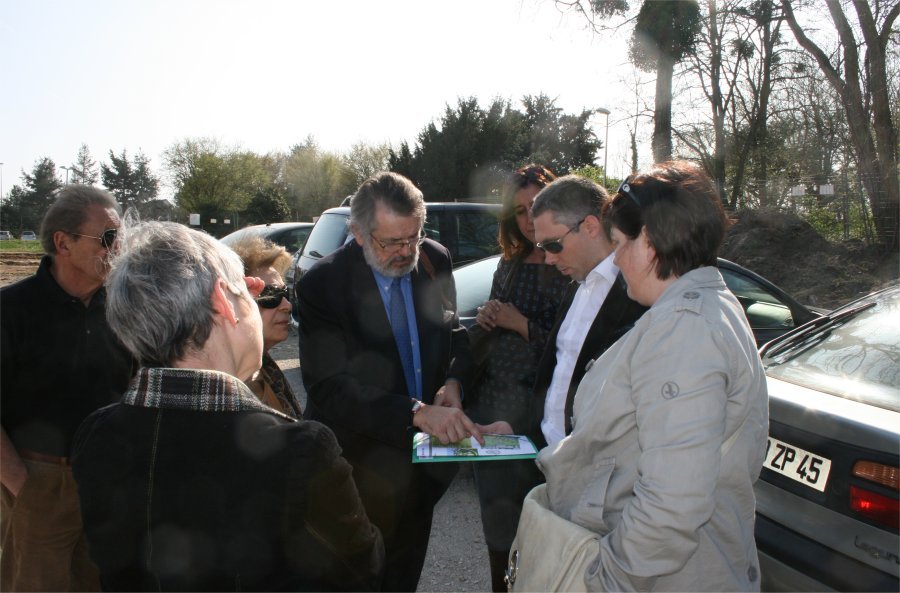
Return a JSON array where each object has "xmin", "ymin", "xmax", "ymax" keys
[{"xmin": 411, "ymin": 399, "xmax": 426, "ymax": 415}]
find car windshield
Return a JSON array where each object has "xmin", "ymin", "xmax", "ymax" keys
[
  {"xmin": 303, "ymin": 213, "xmax": 349, "ymax": 258},
  {"xmin": 454, "ymin": 256, "xmax": 497, "ymax": 317},
  {"xmin": 762, "ymin": 287, "xmax": 900, "ymax": 413}
]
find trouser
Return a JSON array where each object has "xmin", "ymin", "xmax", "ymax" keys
[
  {"xmin": 0, "ymin": 459, "xmax": 100, "ymax": 592},
  {"xmin": 348, "ymin": 451, "xmax": 457, "ymax": 592},
  {"xmin": 473, "ymin": 458, "xmax": 545, "ymax": 592}
]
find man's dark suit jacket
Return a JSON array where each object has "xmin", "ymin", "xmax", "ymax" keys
[
  {"xmin": 298, "ymin": 238, "xmax": 471, "ymax": 592},
  {"xmin": 529, "ymin": 273, "xmax": 648, "ymax": 449}
]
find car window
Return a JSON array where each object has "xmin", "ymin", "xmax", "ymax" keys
[
  {"xmin": 303, "ymin": 213, "xmax": 349, "ymax": 257},
  {"xmin": 446, "ymin": 211, "xmax": 499, "ymax": 264},
  {"xmin": 454, "ymin": 257, "xmax": 497, "ymax": 317},
  {"xmin": 722, "ymin": 268, "xmax": 796, "ymax": 329},
  {"xmin": 279, "ymin": 227, "xmax": 312, "ymax": 254},
  {"xmin": 764, "ymin": 290, "xmax": 900, "ymax": 412},
  {"xmin": 424, "ymin": 216, "xmax": 441, "ymax": 242}
]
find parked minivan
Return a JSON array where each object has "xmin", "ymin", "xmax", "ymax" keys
[{"xmin": 285, "ymin": 202, "xmax": 501, "ymax": 323}]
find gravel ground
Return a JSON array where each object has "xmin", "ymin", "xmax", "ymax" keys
[{"xmin": 270, "ymin": 332, "xmax": 492, "ymax": 593}]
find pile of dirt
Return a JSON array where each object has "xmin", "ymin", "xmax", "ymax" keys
[
  {"xmin": 721, "ymin": 209, "xmax": 897, "ymax": 309},
  {"xmin": 0, "ymin": 252, "xmax": 43, "ymax": 287}
]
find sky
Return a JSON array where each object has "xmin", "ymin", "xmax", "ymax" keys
[{"xmin": 1, "ymin": 0, "xmax": 642, "ymax": 199}]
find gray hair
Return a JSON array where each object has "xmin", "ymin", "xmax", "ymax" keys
[
  {"xmin": 349, "ymin": 171, "xmax": 426, "ymax": 235},
  {"xmin": 105, "ymin": 221, "xmax": 249, "ymax": 367},
  {"xmin": 531, "ymin": 175, "xmax": 609, "ymax": 229},
  {"xmin": 39, "ymin": 185, "xmax": 120, "ymax": 254}
]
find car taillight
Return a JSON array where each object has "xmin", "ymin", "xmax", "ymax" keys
[
  {"xmin": 849, "ymin": 486, "xmax": 899, "ymax": 530},
  {"xmin": 852, "ymin": 460, "xmax": 899, "ymax": 489}
]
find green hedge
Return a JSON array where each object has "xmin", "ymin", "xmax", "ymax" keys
[{"xmin": 0, "ymin": 240, "xmax": 44, "ymax": 252}]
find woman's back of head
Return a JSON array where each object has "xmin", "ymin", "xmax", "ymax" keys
[{"xmin": 105, "ymin": 221, "xmax": 248, "ymax": 367}]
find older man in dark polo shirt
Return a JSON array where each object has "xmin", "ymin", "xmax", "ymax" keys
[{"xmin": 0, "ymin": 185, "xmax": 134, "ymax": 591}]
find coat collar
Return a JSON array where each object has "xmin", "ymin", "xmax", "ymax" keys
[{"xmin": 122, "ymin": 367, "xmax": 295, "ymax": 421}]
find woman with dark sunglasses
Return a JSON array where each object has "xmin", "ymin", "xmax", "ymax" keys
[
  {"xmin": 230, "ymin": 237, "xmax": 303, "ymax": 418},
  {"xmin": 469, "ymin": 164, "xmax": 571, "ymax": 591}
]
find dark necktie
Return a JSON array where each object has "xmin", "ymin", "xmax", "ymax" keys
[{"xmin": 390, "ymin": 278, "xmax": 416, "ymax": 396}]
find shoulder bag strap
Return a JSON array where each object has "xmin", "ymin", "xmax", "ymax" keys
[
  {"xmin": 418, "ymin": 249, "xmax": 454, "ymax": 310},
  {"xmin": 498, "ymin": 255, "xmax": 523, "ymax": 301}
]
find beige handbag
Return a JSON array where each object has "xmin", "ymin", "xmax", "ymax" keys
[{"xmin": 505, "ymin": 483, "xmax": 599, "ymax": 592}]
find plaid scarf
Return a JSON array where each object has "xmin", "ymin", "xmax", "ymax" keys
[{"xmin": 122, "ymin": 367, "xmax": 295, "ymax": 422}]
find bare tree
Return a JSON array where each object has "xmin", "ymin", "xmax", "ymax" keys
[{"xmin": 782, "ymin": 0, "xmax": 899, "ymax": 251}]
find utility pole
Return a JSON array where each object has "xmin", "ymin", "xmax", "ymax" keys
[{"xmin": 595, "ymin": 108, "xmax": 611, "ymax": 188}]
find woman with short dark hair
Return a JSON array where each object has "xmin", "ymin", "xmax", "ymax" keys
[{"xmin": 533, "ymin": 161, "xmax": 768, "ymax": 591}]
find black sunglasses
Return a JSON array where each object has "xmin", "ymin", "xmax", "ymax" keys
[
  {"xmin": 617, "ymin": 177, "xmax": 643, "ymax": 207},
  {"xmin": 71, "ymin": 228, "xmax": 118, "ymax": 249},
  {"xmin": 535, "ymin": 217, "xmax": 586, "ymax": 254},
  {"xmin": 255, "ymin": 285, "xmax": 289, "ymax": 309}
]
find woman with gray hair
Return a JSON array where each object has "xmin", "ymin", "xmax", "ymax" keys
[
  {"xmin": 71, "ymin": 221, "xmax": 383, "ymax": 591},
  {"xmin": 229, "ymin": 236, "xmax": 302, "ymax": 418}
]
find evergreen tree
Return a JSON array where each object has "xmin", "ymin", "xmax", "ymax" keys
[
  {"xmin": 71, "ymin": 143, "xmax": 99, "ymax": 185},
  {"xmin": 2, "ymin": 158, "xmax": 63, "ymax": 233},
  {"xmin": 101, "ymin": 149, "xmax": 160, "ymax": 212},
  {"xmin": 630, "ymin": 0, "xmax": 702, "ymax": 162},
  {"xmin": 132, "ymin": 151, "xmax": 160, "ymax": 205},
  {"xmin": 392, "ymin": 95, "xmax": 598, "ymax": 200},
  {"xmin": 101, "ymin": 149, "xmax": 136, "ymax": 209}
]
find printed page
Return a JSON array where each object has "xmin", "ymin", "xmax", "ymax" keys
[{"xmin": 413, "ymin": 433, "xmax": 537, "ymax": 462}]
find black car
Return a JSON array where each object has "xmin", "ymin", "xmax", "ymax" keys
[
  {"xmin": 755, "ymin": 284, "xmax": 899, "ymax": 592},
  {"xmin": 220, "ymin": 222, "xmax": 315, "ymax": 254},
  {"xmin": 452, "ymin": 254, "xmax": 821, "ymax": 347},
  {"xmin": 285, "ymin": 202, "xmax": 502, "ymax": 323}
]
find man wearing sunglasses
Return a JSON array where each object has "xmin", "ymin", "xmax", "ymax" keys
[
  {"xmin": 298, "ymin": 172, "xmax": 498, "ymax": 592},
  {"xmin": 529, "ymin": 175, "xmax": 647, "ymax": 451},
  {"xmin": 0, "ymin": 185, "xmax": 135, "ymax": 591}
]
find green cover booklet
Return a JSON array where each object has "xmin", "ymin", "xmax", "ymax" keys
[{"xmin": 412, "ymin": 433, "xmax": 538, "ymax": 463}]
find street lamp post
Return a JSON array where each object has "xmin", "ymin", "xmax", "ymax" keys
[
  {"xmin": 60, "ymin": 165, "xmax": 71, "ymax": 185},
  {"xmin": 595, "ymin": 107, "xmax": 611, "ymax": 188}
]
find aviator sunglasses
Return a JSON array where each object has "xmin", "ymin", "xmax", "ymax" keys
[
  {"xmin": 71, "ymin": 228, "xmax": 118, "ymax": 249},
  {"xmin": 535, "ymin": 217, "xmax": 586, "ymax": 254},
  {"xmin": 255, "ymin": 284, "xmax": 289, "ymax": 309}
]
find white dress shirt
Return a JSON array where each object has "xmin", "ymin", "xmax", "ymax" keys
[{"xmin": 541, "ymin": 253, "xmax": 620, "ymax": 448}]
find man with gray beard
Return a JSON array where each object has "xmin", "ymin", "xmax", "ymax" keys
[{"xmin": 298, "ymin": 172, "xmax": 495, "ymax": 592}]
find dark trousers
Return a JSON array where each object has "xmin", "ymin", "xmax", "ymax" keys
[{"xmin": 351, "ymin": 454, "xmax": 457, "ymax": 592}]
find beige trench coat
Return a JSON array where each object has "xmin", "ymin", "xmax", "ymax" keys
[{"xmin": 537, "ymin": 266, "xmax": 768, "ymax": 592}]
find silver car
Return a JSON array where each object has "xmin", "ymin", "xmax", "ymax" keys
[{"xmin": 756, "ymin": 284, "xmax": 899, "ymax": 591}]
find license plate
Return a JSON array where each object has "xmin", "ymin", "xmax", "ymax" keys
[{"xmin": 763, "ymin": 437, "xmax": 832, "ymax": 492}]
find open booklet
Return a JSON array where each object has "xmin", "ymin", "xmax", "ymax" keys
[{"xmin": 412, "ymin": 433, "xmax": 538, "ymax": 463}]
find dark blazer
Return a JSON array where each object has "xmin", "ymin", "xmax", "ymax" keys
[
  {"xmin": 298, "ymin": 238, "xmax": 470, "ymax": 591},
  {"xmin": 73, "ymin": 404, "xmax": 383, "ymax": 592},
  {"xmin": 530, "ymin": 273, "xmax": 648, "ymax": 448}
]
